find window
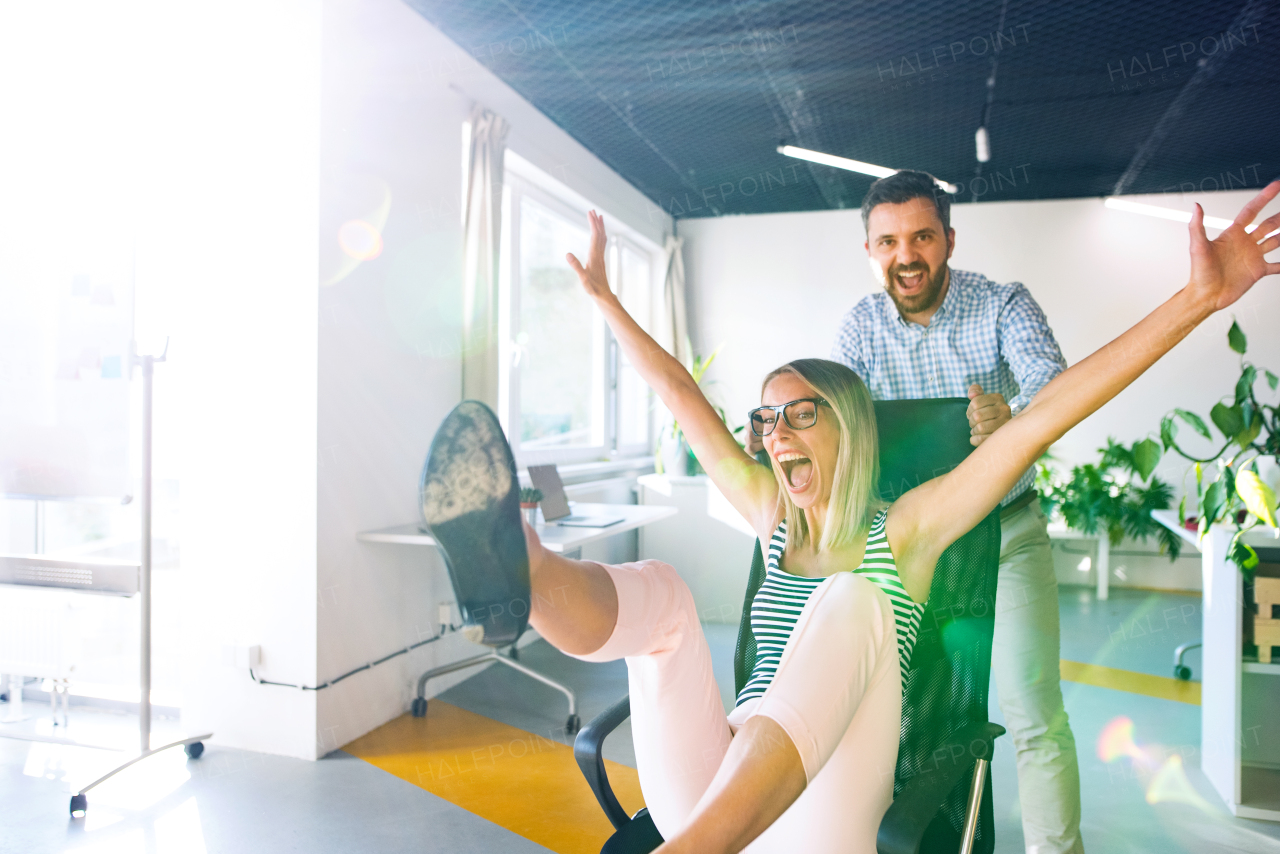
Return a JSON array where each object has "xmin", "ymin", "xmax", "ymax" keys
[{"xmin": 499, "ymin": 156, "xmax": 660, "ymax": 466}]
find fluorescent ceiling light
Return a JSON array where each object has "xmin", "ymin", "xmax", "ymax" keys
[
  {"xmin": 777, "ymin": 145, "xmax": 958, "ymax": 194},
  {"xmin": 1103, "ymin": 197, "xmax": 1255, "ymax": 233}
]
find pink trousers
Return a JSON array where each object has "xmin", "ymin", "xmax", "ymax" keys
[{"xmin": 571, "ymin": 559, "xmax": 901, "ymax": 853}]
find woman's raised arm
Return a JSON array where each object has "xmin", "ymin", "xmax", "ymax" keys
[
  {"xmin": 567, "ymin": 211, "xmax": 779, "ymax": 537},
  {"xmin": 889, "ymin": 182, "xmax": 1280, "ymax": 591}
]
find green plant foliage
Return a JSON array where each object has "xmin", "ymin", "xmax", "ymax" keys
[
  {"xmin": 1174, "ymin": 408, "xmax": 1211, "ymax": 440},
  {"xmin": 1236, "ymin": 470, "xmax": 1278, "ymax": 529},
  {"xmin": 1228, "ymin": 319, "xmax": 1248, "ymax": 354},
  {"xmin": 519, "ymin": 487, "xmax": 543, "ymax": 504},
  {"xmin": 655, "ymin": 344, "xmax": 744, "ymax": 476},
  {"xmin": 1037, "ymin": 438, "xmax": 1181, "ymax": 559},
  {"xmin": 1155, "ymin": 321, "xmax": 1278, "ymax": 573}
]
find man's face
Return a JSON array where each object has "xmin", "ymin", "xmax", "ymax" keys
[{"xmin": 864, "ymin": 197, "xmax": 956, "ymax": 318}]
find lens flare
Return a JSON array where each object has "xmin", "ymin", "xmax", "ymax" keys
[
  {"xmin": 1097, "ymin": 716, "xmax": 1146, "ymax": 763},
  {"xmin": 1145, "ymin": 755, "xmax": 1215, "ymax": 813},
  {"xmin": 338, "ymin": 219, "xmax": 383, "ymax": 261}
]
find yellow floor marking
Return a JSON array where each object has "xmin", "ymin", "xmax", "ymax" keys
[
  {"xmin": 345, "ymin": 701, "xmax": 645, "ymax": 854},
  {"xmin": 1060, "ymin": 660, "xmax": 1201, "ymax": 705}
]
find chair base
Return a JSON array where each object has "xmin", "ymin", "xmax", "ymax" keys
[{"xmin": 412, "ymin": 647, "xmax": 580, "ymax": 733}]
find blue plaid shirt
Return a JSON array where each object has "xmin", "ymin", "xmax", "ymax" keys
[{"xmin": 831, "ymin": 268, "xmax": 1066, "ymax": 504}]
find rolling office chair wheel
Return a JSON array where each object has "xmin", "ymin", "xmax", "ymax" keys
[
  {"xmin": 1174, "ymin": 664, "xmax": 1192, "ymax": 681},
  {"xmin": 566, "ymin": 714, "xmax": 580, "ymax": 734},
  {"xmin": 70, "ymin": 793, "xmax": 87, "ymax": 817},
  {"xmin": 412, "ymin": 697, "xmax": 428, "ymax": 717},
  {"xmin": 184, "ymin": 741, "xmax": 204, "ymax": 759}
]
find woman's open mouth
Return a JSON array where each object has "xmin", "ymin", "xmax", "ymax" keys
[{"xmin": 776, "ymin": 452, "xmax": 814, "ymax": 491}]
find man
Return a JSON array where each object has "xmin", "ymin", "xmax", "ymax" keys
[{"xmin": 751, "ymin": 170, "xmax": 1082, "ymax": 854}]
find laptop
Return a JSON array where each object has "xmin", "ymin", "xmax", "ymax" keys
[{"xmin": 527, "ymin": 464, "xmax": 624, "ymax": 528}]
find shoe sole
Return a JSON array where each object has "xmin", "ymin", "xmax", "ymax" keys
[{"xmin": 420, "ymin": 401, "xmax": 530, "ymax": 647}]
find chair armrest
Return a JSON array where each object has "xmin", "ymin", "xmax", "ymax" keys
[
  {"xmin": 574, "ymin": 694, "xmax": 633, "ymax": 831},
  {"xmin": 876, "ymin": 721, "xmax": 1006, "ymax": 854}
]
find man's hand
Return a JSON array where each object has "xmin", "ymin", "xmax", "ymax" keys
[
  {"xmin": 967, "ymin": 383, "xmax": 1012, "ymax": 447},
  {"xmin": 744, "ymin": 419, "xmax": 764, "ymax": 455}
]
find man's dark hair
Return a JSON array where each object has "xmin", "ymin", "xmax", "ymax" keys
[{"xmin": 860, "ymin": 170, "xmax": 951, "ymax": 236}]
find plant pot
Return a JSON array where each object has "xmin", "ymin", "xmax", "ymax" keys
[{"xmin": 520, "ymin": 504, "xmax": 539, "ymax": 526}]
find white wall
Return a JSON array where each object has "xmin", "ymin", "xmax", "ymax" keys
[
  {"xmin": 681, "ymin": 189, "xmax": 1280, "ymax": 590},
  {"xmin": 313, "ymin": 0, "xmax": 672, "ymax": 756},
  {"xmin": 149, "ymin": 2, "xmax": 324, "ymax": 759}
]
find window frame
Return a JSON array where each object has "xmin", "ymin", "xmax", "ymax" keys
[{"xmin": 498, "ymin": 156, "xmax": 661, "ymax": 469}]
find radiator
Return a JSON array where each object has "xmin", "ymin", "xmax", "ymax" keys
[{"xmin": 0, "ymin": 588, "xmax": 80, "ymax": 680}]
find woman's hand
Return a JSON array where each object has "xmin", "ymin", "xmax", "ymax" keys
[
  {"xmin": 1186, "ymin": 180, "xmax": 1280, "ymax": 312},
  {"xmin": 566, "ymin": 210, "xmax": 615, "ymax": 302}
]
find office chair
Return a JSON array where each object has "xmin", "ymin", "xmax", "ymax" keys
[
  {"xmin": 412, "ymin": 400, "xmax": 580, "ymax": 732},
  {"xmin": 574, "ymin": 398, "xmax": 1005, "ymax": 854}
]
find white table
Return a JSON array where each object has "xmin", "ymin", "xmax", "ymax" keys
[
  {"xmin": 357, "ymin": 503, "xmax": 677, "ymax": 556},
  {"xmin": 1153, "ymin": 508, "xmax": 1280, "ymax": 820},
  {"xmin": 1046, "ymin": 521, "xmax": 1113, "ymax": 600}
]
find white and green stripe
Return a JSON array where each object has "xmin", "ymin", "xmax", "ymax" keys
[{"xmin": 736, "ymin": 509, "xmax": 925, "ymax": 706}]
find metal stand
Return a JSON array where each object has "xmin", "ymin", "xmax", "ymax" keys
[
  {"xmin": 410, "ymin": 644, "xmax": 579, "ymax": 733},
  {"xmin": 959, "ymin": 757, "xmax": 990, "ymax": 854},
  {"xmin": 68, "ymin": 341, "xmax": 212, "ymax": 818}
]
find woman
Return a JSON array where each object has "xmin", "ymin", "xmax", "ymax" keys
[{"xmin": 430, "ymin": 185, "xmax": 1280, "ymax": 854}]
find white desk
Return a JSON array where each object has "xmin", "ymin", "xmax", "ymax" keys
[
  {"xmin": 1152, "ymin": 508, "xmax": 1280, "ymax": 820},
  {"xmin": 357, "ymin": 503, "xmax": 677, "ymax": 555},
  {"xmin": 1046, "ymin": 521, "xmax": 1113, "ymax": 601}
]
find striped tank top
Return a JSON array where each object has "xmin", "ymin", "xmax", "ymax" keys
[{"xmin": 736, "ymin": 509, "xmax": 925, "ymax": 706}]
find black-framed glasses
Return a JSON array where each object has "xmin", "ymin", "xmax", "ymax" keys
[{"xmin": 748, "ymin": 398, "xmax": 830, "ymax": 437}]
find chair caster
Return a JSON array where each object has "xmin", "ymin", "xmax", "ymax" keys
[
  {"xmin": 566, "ymin": 714, "xmax": 580, "ymax": 734},
  {"xmin": 70, "ymin": 794, "xmax": 87, "ymax": 817},
  {"xmin": 1174, "ymin": 665, "xmax": 1192, "ymax": 681},
  {"xmin": 184, "ymin": 741, "xmax": 204, "ymax": 759},
  {"xmin": 412, "ymin": 697, "xmax": 428, "ymax": 717}
]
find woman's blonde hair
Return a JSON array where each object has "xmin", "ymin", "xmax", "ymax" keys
[{"xmin": 760, "ymin": 359, "xmax": 883, "ymax": 554}]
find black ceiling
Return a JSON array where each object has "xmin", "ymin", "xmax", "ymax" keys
[{"xmin": 404, "ymin": 0, "xmax": 1280, "ymax": 218}]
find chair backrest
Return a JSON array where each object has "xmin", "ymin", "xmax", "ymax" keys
[{"xmin": 732, "ymin": 398, "xmax": 1001, "ymax": 853}]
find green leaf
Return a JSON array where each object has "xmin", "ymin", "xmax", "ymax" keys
[
  {"xmin": 1235, "ymin": 365, "xmax": 1258, "ymax": 406},
  {"xmin": 1228, "ymin": 319, "xmax": 1247, "ymax": 354},
  {"xmin": 1175, "ymin": 409, "xmax": 1211, "ymax": 440},
  {"xmin": 1210, "ymin": 402, "xmax": 1245, "ymax": 439},
  {"xmin": 1131, "ymin": 438, "xmax": 1162, "ymax": 481},
  {"xmin": 1178, "ymin": 494, "xmax": 1187, "ymax": 526},
  {"xmin": 1266, "ymin": 369, "xmax": 1279, "ymax": 392},
  {"xmin": 1160, "ymin": 415, "xmax": 1177, "ymax": 452},
  {"xmin": 1236, "ymin": 469, "xmax": 1279, "ymax": 528},
  {"xmin": 1231, "ymin": 538, "xmax": 1260, "ymax": 574},
  {"xmin": 1237, "ymin": 408, "xmax": 1264, "ymax": 450},
  {"xmin": 1201, "ymin": 477, "xmax": 1227, "ymax": 527}
]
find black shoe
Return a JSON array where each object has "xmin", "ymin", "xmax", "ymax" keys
[{"xmin": 420, "ymin": 401, "xmax": 530, "ymax": 647}]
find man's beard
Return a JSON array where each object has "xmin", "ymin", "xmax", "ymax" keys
[{"xmin": 884, "ymin": 261, "xmax": 947, "ymax": 316}]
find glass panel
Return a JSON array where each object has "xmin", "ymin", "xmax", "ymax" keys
[
  {"xmin": 518, "ymin": 196, "xmax": 602, "ymax": 450},
  {"xmin": 617, "ymin": 245, "xmax": 652, "ymax": 449}
]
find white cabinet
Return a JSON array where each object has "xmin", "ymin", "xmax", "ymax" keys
[{"xmin": 1154, "ymin": 510, "xmax": 1280, "ymax": 820}]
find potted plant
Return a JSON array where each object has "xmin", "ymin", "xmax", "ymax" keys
[
  {"xmin": 519, "ymin": 487, "xmax": 543, "ymax": 526},
  {"xmin": 1036, "ymin": 438, "xmax": 1183, "ymax": 559},
  {"xmin": 1152, "ymin": 320, "xmax": 1279, "ymax": 572},
  {"xmin": 655, "ymin": 344, "xmax": 746, "ymax": 476}
]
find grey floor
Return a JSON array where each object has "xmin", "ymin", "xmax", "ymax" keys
[{"xmin": 4, "ymin": 587, "xmax": 1280, "ymax": 854}]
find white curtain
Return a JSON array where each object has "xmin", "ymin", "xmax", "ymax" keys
[
  {"xmin": 660, "ymin": 233, "xmax": 692, "ymax": 369},
  {"xmin": 460, "ymin": 103, "xmax": 510, "ymax": 407}
]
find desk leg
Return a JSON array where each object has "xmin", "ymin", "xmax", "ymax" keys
[
  {"xmin": 563, "ymin": 548, "xmax": 582, "ymax": 560},
  {"xmin": 1096, "ymin": 538, "xmax": 1110, "ymax": 601}
]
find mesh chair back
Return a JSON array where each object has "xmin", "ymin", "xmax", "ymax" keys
[{"xmin": 733, "ymin": 399, "xmax": 1000, "ymax": 854}]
